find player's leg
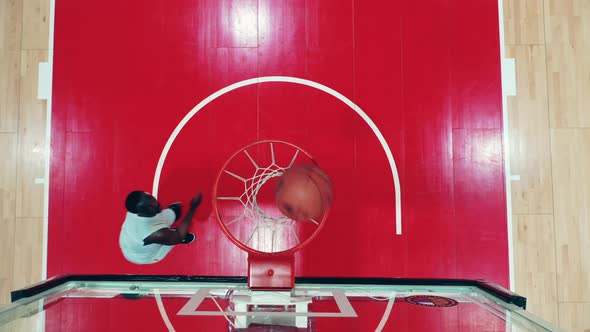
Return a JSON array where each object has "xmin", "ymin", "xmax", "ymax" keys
[{"xmin": 152, "ymin": 244, "xmax": 175, "ymax": 263}]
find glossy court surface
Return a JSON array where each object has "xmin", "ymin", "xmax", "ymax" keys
[{"xmin": 47, "ymin": 0, "xmax": 508, "ymax": 312}]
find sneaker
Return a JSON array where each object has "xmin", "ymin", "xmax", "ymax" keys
[
  {"xmin": 182, "ymin": 233, "xmax": 196, "ymax": 244},
  {"xmin": 167, "ymin": 202, "xmax": 182, "ymax": 221}
]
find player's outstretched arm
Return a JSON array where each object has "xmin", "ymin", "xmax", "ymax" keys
[{"xmin": 143, "ymin": 193, "xmax": 202, "ymax": 245}]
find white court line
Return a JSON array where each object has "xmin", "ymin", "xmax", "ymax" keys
[
  {"xmin": 42, "ymin": 0, "xmax": 56, "ymax": 285},
  {"xmin": 497, "ymin": 0, "xmax": 516, "ymax": 291},
  {"xmin": 375, "ymin": 293, "xmax": 396, "ymax": 332},
  {"xmin": 38, "ymin": 0, "xmax": 56, "ymax": 330},
  {"xmin": 154, "ymin": 290, "xmax": 176, "ymax": 332},
  {"xmin": 152, "ymin": 76, "xmax": 403, "ymax": 235}
]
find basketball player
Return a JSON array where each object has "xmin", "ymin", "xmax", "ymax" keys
[{"xmin": 119, "ymin": 191, "xmax": 202, "ymax": 264}]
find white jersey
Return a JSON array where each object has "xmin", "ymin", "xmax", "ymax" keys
[{"xmin": 119, "ymin": 209, "xmax": 176, "ymax": 264}]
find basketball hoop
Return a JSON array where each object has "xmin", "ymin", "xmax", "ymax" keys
[{"xmin": 213, "ymin": 140, "xmax": 330, "ymax": 289}]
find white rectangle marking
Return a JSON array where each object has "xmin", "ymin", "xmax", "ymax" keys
[
  {"xmin": 178, "ymin": 288, "xmax": 358, "ymax": 318},
  {"xmin": 502, "ymin": 58, "xmax": 516, "ymax": 96},
  {"xmin": 37, "ymin": 62, "xmax": 51, "ymax": 100}
]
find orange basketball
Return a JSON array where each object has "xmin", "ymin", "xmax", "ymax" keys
[{"xmin": 275, "ymin": 163, "xmax": 333, "ymax": 221}]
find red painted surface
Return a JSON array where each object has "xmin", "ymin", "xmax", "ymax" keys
[
  {"xmin": 48, "ymin": 0, "xmax": 509, "ymax": 329},
  {"xmin": 44, "ymin": 297, "xmax": 508, "ymax": 331}
]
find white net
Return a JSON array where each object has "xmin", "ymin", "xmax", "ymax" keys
[{"xmin": 215, "ymin": 142, "xmax": 321, "ymax": 253}]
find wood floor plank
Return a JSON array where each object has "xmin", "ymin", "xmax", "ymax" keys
[
  {"xmin": 503, "ymin": 0, "xmax": 545, "ymax": 45},
  {"xmin": 0, "ymin": 132, "xmax": 17, "ymax": 304},
  {"xmin": 507, "ymin": 45, "xmax": 553, "ymax": 214},
  {"xmin": 558, "ymin": 302, "xmax": 590, "ymax": 332},
  {"xmin": 545, "ymin": 0, "xmax": 590, "ymax": 128},
  {"xmin": 0, "ymin": 51, "xmax": 20, "ymax": 132},
  {"xmin": 21, "ymin": 0, "xmax": 49, "ymax": 50},
  {"xmin": 551, "ymin": 129, "xmax": 590, "ymax": 302},
  {"xmin": 0, "ymin": 0, "xmax": 23, "ymax": 51},
  {"xmin": 513, "ymin": 215, "xmax": 559, "ymax": 326},
  {"xmin": 16, "ymin": 50, "xmax": 47, "ymax": 218},
  {"xmin": 12, "ymin": 218, "xmax": 43, "ymax": 290}
]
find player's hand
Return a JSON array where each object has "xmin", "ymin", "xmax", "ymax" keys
[{"xmin": 190, "ymin": 193, "xmax": 203, "ymax": 209}]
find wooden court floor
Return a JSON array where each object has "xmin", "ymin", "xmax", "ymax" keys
[{"xmin": 0, "ymin": 0, "xmax": 589, "ymax": 330}]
